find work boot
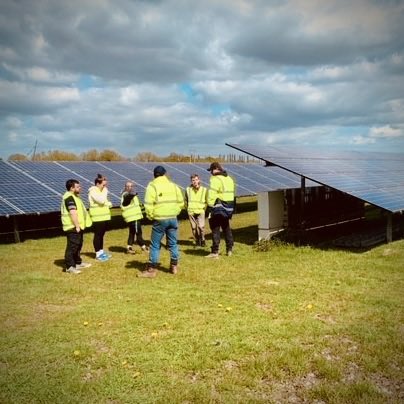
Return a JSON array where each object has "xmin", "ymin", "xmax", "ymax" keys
[
  {"xmin": 141, "ymin": 245, "xmax": 149, "ymax": 252},
  {"xmin": 226, "ymin": 250, "xmax": 233, "ymax": 257},
  {"xmin": 205, "ymin": 252, "xmax": 219, "ymax": 259},
  {"xmin": 138, "ymin": 264, "xmax": 157, "ymax": 278},
  {"xmin": 170, "ymin": 263, "xmax": 178, "ymax": 275}
]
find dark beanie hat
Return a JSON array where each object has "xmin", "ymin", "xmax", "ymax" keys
[{"xmin": 153, "ymin": 165, "xmax": 166, "ymax": 177}]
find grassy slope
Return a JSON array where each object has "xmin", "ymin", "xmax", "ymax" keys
[{"xmin": 0, "ymin": 208, "xmax": 403, "ymax": 403}]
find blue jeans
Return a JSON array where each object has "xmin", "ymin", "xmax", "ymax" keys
[{"xmin": 149, "ymin": 218, "xmax": 179, "ymax": 266}]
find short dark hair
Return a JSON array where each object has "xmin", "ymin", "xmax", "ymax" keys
[
  {"xmin": 153, "ymin": 165, "xmax": 166, "ymax": 178},
  {"xmin": 190, "ymin": 174, "xmax": 199, "ymax": 180},
  {"xmin": 94, "ymin": 173, "xmax": 106, "ymax": 185},
  {"xmin": 66, "ymin": 179, "xmax": 79, "ymax": 191}
]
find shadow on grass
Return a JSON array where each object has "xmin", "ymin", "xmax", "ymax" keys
[
  {"xmin": 125, "ymin": 259, "xmax": 173, "ymax": 274},
  {"xmin": 82, "ymin": 252, "xmax": 96, "ymax": 259},
  {"xmin": 183, "ymin": 248, "xmax": 209, "ymax": 256},
  {"xmin": 109, "ymin": 245, "xmax": 127, "ymax": 253},
  {"xmin": 53, "ymin": 259, "xmax": 65, "ymax": 269},
  {"xmin": 232, "ymin": 224, "xmax": 258, "ymax": 246},
  {"xmin": 177, "ymin": 239, "xmax": 194, "ymax": 246}
]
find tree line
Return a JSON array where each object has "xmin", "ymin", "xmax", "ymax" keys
[{"xmin": 7, "ymin": 149, "xmax": 258, "ymax": 163}]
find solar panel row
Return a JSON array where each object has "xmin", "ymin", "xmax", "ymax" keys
[
  {"xmin": 227, "ymin": 143, "xmax": 404, "ymax": 213},
  {"xmin": 0, "ymin": 160, "xmax": 317, "ymax": 217}
]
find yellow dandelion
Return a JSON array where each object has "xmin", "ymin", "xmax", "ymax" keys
[
  {"xmin": 306, "ymin": 304, "xmax": 313, "ymax": 310},
  {"xmin": 133, "ymin": 371, "xmax": 141, "ymax": 378},
  {"xmin": 226, "ymin": 307, "xmax": 233, "ymax": 312},
  {"xmin": 217, "ymin": 303, "xmax": 223, "ymax": 307},
  {"xmin": 151, "ymin": 332, "xmax": 158, "ymax": 338},
  {"xmin": 83, "ymin": 321, "xmax": 89, "ymax": 326},
  {"xmin": 73, "ymin": 350, "xmax": 81, "ymax": 356}
]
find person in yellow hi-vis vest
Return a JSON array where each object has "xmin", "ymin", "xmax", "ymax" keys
[
  {"xmin": 61, "ymin": 179, "xmax": 92, "ymax": 274},
  {"xmin": 88, "ymin": 173, "xmax": 112, "ymax": 262},
  {"xmin": 185, "ymin": 174, "xmax": 207, "ymax": 247},
  {"xmin": 120, "ymin": 181, "xmax": 148, "ymax": 254},
  {"xmin": 138, "ymin": 165, "xmax": 184, "ymax": 278},
  {"xmin": 205, "ymin": 162, "xmax": 236, "ymax": 258}
]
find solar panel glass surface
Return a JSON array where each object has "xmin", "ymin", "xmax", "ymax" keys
[
  {"xmin": 227, "ymin": 143, "xmax": 404, "ymax": 212},
  {"xmin": 1, "ymin": 160, "xmax": 319, "ymax": 217}
]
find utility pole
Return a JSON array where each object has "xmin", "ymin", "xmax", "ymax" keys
[{"xmin": 32, "ymin": 139, "xmax": 38, "ymax": 161}]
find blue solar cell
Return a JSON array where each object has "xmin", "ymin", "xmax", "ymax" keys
[
  {"xmin": 227, "ymin": 143, "xmax": 404, "ymax": 212},
  {"xmin": 0, "ymin": 199, "xmax": 21, "ymax": 216},
  {"xmin": 1, "ymin": 159, "xmax": 319, "ymax": 217}
]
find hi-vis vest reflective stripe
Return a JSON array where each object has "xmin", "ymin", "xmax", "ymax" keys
[
  {"xmin": 208, "ymin": 175, "xmax": 235, "ymax": 205},
  {"xmin": 89, "ymin": 188, "xmax": 111, "ymax": 222},
  {"xmin": 120, "ymin": 194, "xmax": 143, "ymax": 223},
  {"xmin": 186, "ymin": 186, "xmax": 207, "ymax": 214},
  {"xmin": 144, "ymin": 177, "xmax": 184, "ymax": 220},
  {"xmin": 61, "ymin": 192, "xmax": 91, "ymax": 231}
]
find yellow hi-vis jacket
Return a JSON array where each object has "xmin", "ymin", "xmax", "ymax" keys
[
  {"xmin": 186, "ymin": 185, "xmax": 207, "ymax": 214},
  {"xmin": 61, "ymin": 192, "xmax": 92, "ymax": 231},
  {"xmin": 144, "ymin": 176, "xmax": 184, "ymax": 221},
  {"xmin": 207, "ymin": 174, "xmax": 235, "ymax": 205},
  {"xmin": 88, "ymin": 186, "xmax": 112, "ymax": 222},
  {"xmin": 120, "ymin": 194, "xmax": 143, "ymax": 223},
  {"xmin": 207, "ymin": 174, "xmax": 236, "ymax": 218}
]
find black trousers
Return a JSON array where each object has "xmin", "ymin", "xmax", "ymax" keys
[
  {"xmin": 92, "ymin": 221, "xmax": 108, "ymax": 252},
  {"xmin": 127, "ymin": 220, "xmax": 146, "ymax": 246},
  {"xmin": 65, "ymin": 230, "xmax": 83, "ymax": 269},
  {"xmin": 208, "ymin": 215, "xmax": 233, "ymax": 253}
]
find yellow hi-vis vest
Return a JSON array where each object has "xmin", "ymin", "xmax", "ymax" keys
[
  {"xmin": 207, "ymin": 174, "xmax": 236, "ymax": 206},
  {"xmin": 144, "ymin": 176, "xmax": 184, "ymax": 220},
  {"xmin": 88, "ymin": 186, "xmax": 111, "ymax": 222},
  {"xmin": 120, "ymin": 194, "xmax": 143, "ymax": 223},
  {"xmin": 186, "ymin": 186, "xmax": 207, "ymax": 214},
  {"xmin": 61, "ymin": 192, "xmax": 92, "ymax": 231}
]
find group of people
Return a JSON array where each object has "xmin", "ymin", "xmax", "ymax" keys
[{"xmin": 61, "ymin": 162, "xmax": 236, "ymax": 277}]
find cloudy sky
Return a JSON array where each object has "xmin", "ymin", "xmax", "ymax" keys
[{"xmin": 1, "ymin": 0, "xmax": 403, "ymax": 160}]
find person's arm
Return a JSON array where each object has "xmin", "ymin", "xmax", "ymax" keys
[
  {"xmin": 122, "ymin": 192, "xmax": 135, "ymax": 207},
  {"xmin": 207, "ymin": 177, "xmax": 219, "ymax": 207},
  {"xmin": 89, "ymin": 187, "xmax": 108, "ymax": 205},
  {"xmin": 65, "ymin": 196, "xmax": 80, "ymax": 232},
  {"xmin": 176, "ymin": 185, "xmax": 185, "ymax": 211},
  {"xmin": 70, "ymin": 208, "xmax": 81, "ymax": 232},
  {"xmin": 144, "ymin": 184, "xmax": 156, "ymax": 220}
]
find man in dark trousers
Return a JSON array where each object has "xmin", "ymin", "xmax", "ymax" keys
[
  {"xmin": 61, "ymin": 179, "xmax": 92, "ymax": 274},
  {"xmin": 205, "ymin": 162, "xmax": 236, "ymax": 258}
]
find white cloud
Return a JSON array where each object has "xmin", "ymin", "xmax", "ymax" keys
[
  {"xmin": 0, "ymin": 0, "xmax": 403, "ymax": 159},
  {"xmin": 369, "ymin": 126, "xmax": 403, "ymax": 139}
]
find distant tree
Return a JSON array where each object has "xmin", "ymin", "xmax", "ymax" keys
[
  {"xmin": 35, "ymin": 150, "xmax": 79, "ymax": 161},
  {"xmin": 98, "ymin": 149, "xmax": 125, "ymax": 161},
  {"xmin": 165, "ymin": 152, "xmax": 190, "ymax": 162},
  {"xmin": 134, "ymin": 152, "xmax": 161, "ymax": 162},
  {"xmin": 8, "ymin": 153, "xmax": 28, "ymax": 161},
  {"xmin": 81, "ymin": 149, "xmax": 100, "ymax": 161}
]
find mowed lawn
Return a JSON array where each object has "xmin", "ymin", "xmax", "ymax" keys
[{"xmin": 0, "ymin": 205, "xmax": 403, "ymax": 403}]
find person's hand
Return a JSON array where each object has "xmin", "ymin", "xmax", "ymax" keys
[{"xmin": 75, "ymin": 225, "xmax": 81, "ymax": 233}]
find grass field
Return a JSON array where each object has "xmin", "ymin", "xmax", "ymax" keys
[{"xmin": 0, "ymin": 205, "xmax": 403, "ymax": 403}]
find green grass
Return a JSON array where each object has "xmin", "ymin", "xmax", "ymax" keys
[{"xmin": 0, "ymin": 206, "xmax": 403, "ymax": 403}]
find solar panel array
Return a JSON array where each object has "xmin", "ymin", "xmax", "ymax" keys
[
  {"xmin": 227, "ymin": 143, "xmax": 404, "ymax": 213},
  {"xmin": 0, "ymin": 160, "xmax": 318, "ymax": 217}
]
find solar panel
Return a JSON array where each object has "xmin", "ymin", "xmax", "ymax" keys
[
  {"xmin": 226, "ymin": 143, "xmax": 404, "ymax": 213},
  {"xmin": 0, "ymin": 160, "xmax": 317, "ymax": 217}
]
